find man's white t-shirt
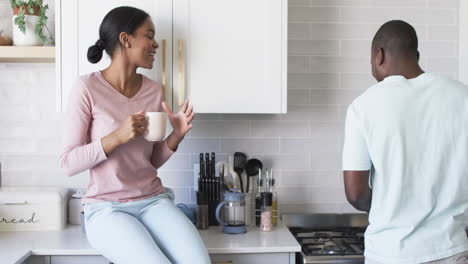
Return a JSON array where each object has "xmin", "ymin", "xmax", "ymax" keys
[{"xmin": 342, "ymin": 73, "xmax": 468, "ymax": 263}]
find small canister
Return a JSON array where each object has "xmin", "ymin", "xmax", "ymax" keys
[
  {"xmin": 196, "ymin": 191, "xmax": 209, "ymax": 230},
  {"xmin": 260, "ymin": 192, "xmax": 273, "ymax": 232}
]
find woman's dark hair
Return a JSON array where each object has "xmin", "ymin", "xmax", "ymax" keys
[{"xmin": 87, "ymin": 6, "xmax": 150, "ymax": 64}]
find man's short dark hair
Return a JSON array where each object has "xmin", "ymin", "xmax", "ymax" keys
[{"xmin": 372, "ymin": 20, "xmax": 419, "ymax": 59}]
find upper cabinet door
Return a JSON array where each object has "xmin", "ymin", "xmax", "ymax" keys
[
  {"xmin": 58, "ymin": 0, "xmax": 287, "ymax": 113},
  {"xmin": 172, "ymin": 0, "xmax": 287, "ymax": 113},
  {"xmin": 59, "ymin": 0, "xmax": 172, "ymax": 111}
]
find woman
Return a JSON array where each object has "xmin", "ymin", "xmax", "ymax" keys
[{"xmin": 60, "ymin": 6, "xmax": 210, "ymax": 264}]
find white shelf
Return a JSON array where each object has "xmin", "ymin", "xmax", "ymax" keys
[{"xmin": 0, "ymin": 46, "xmax": 55, "ymax": 63}]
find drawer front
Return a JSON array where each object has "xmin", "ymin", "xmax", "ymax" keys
[
  {"xmin": 50, "ymin": 256, "xmax": 111, "ymax": 264},
  {"xmin": 210, "ymin": 252, "xmax": 291, "ymax": 264}
]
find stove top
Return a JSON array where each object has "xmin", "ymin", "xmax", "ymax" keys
[
  {"xmin": 290, "ymin": 227, "xmax": 365, "ymax": 256},
  {"xmin": 283, "ymin": 214, "xmax": 368, "ymax": 264}
]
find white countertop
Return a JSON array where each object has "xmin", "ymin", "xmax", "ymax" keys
[{"xmin": 0, "ymin": 222, "xmax": 300, "ymax": 264}]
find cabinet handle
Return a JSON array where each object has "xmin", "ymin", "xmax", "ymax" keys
[
  {"xmin": 162, "ymin": 39, "xmax": 167, "ymax": 100},
  {"xmin": 0, "ymin": 201, "xmax": 28, "ymax": 205},
  {"xmin": 178, "ymin": 39, "xmax": 184, "ymax": 106}
]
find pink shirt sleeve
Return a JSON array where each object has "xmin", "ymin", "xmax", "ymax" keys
[
  {"xmin": 60, "ymin": 79, "xmax": 108, "ymax": 176},
  {"xmin": 151, "ymin": 138, "xmax": 175, "ymax": 169}
]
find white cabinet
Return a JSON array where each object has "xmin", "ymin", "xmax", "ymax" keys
[
  {"xmin": 57, "ymin": 0, "xmax": 287, "ymax": 113},
  {"xmin": 24, "ymin": 253, "xmax": 294, "ymax": 264}
]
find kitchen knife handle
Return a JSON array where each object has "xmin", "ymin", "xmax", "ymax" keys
[
  {"xmin": 178, "ymin": 40, "xmax": 184, "ymax": 106},
  {"xmin": 162, "ymin": 39, "xmax": 167, "ymax": 100}
]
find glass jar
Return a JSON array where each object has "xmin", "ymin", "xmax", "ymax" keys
[
  {"xmin": 260, "ymin": 192, "xmax": 273, "ymax": 232},
  {"xmin": 216, "ymin": 190, "xmax": 247, "ymax": 234}
]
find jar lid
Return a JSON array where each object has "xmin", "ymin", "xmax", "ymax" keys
[
  {"xmin": 224, "ymin": 191, "xmax": 245, "ymax": 201},
  {"xmin": 261, "ymin": 192, "xmax": 272, "ymax": 206}
]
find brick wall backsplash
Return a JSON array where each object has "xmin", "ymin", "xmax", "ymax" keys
[{"xmin": 0, "ymin": 0, "xmax": 460, "ymax": 214}]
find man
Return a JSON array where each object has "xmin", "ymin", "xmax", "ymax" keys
[{"xmin": 342, "ymin": 20, "xmax": 468, "ymax": 263}]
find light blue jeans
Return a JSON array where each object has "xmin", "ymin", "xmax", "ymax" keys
[{"xmin": 84, "ymin": 188, "xmax": 210, "ymax": 264}]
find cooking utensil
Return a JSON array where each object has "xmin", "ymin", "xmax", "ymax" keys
[
  {"xmin": 244, "ymin": 158, "xmax": 263, "ymax": 193},
  {"xmin": 233, "ymin": 152, "xmax": 247, "ymax": 193}
]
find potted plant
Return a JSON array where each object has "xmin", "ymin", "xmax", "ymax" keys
[{"xmin": 10, "ymin": 0, "xmax": 53, "ymax": 46}]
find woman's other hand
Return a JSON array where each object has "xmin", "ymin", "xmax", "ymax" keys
[
  {"xmin": 162, "ymin": 100, "xmax": 195, "ymax": 151},
  {"xmin": 162, "ymin": 99, "xmax": 194, "ymax": 139}
]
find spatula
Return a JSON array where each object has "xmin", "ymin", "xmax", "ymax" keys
[{"xmin": 233, "ymin": 152, "xmax": 247, "ymax": 193}]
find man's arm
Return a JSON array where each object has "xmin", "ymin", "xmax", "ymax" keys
[{"xmin": 343, "ymin": 170, "xmax": 372, "ymax": 212}]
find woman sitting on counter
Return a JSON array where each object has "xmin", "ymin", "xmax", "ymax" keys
[{"xmin": 60, "ymin": 6, "xmax": 210, "ymax": 264}]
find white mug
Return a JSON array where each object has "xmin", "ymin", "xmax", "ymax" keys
[{"xmin": 144, "ymin": 112, "xmax": 167, "ymax": 141}]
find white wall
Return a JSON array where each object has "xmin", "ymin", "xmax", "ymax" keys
[{"xmin": 0, "ymin": 0, "xmax": 460, "ymax": 214}]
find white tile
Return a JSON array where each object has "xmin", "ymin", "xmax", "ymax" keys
[
  {"xmin": 0, "ymin": 106, "xmax": 39, "ymax": 121},
  {"xmin": 419, "ymin": 41, "xmax": 457, "ymax": 57},
  {"xmin": 276, "ymin": 186, "xmax": 347, "ymax": 203},
  {"xmin": 426, "ymin": 57, "xmax": 458, "ymax": 73},
  {"xmin": 308, "ymin": 0, "xmax": 369, "ymax": 7},
  {"xmin": 288, "ymin": 73, "xmax": 340, "ymax": 89},
  {"xmin": 340, "ymin": 203, "xmax": 362, "ymax": 213},
  {"xmin": 158, "ymin": 154, "xmax": 192, "ymax": 170},
  {"xmin": 220, "ymin": 138, "xmax": 280, "ymax": 154},
  {"xmin": 310, "ymin": 89, "xmax": 363, "ymax": 105},
  {"xmin": 288, "ymin": 56, "xmax": 310, "ymax": 73},
  {"xmin": 254, "ymin": 153, "xmax": 310, "ymax": 170},
  {"xmin": 288, "ymin": 40, "xmax": 340, "ymax": 55},
  {"xmin": 340, "ymin": 40, "xmax": 371, "ymax": 58},
  {"xmin": 251, "ymin": 120, "xmax": 308, "ymax": 137},
  {"xmin": 339, "ymin": 7, "xmax": 400, "ymax": 23},
  {"xmin": 0, "ymin": 83, "xmax": 32, "ymax": 107},
  {"xmin": 0, "ymin": 139, "xmax": 35, "ymax": 153},
  {"xmin": 0, "ymin": 70, "xmax": 35, "ymax": 84},
  {"xmin": 158, "ymin": 170, "xmax": 194, "ymax": 187},
  {"xmin": 170, "ymin": 187, "xmax": 191, "ymax": 204},
  {"xmin": 310, "ymin": 122, "xmax": 344, "ymax": 138},
  {"xmin": 279, "ymin": 170, "xmax": 342, "ymax": 187},
  {"xmin": 341, "ymin": 73, "xmax": 376, "ymax": 90},
  {"xmin": 0, "ymin": 122, "xmax": 32, "ymax": 138},
  {"xmin": 427, "ymin": 25, "xmax": 458, "ymax": 41},
  {"xmin": 34, "ymin": 138, "xmax": 61, "ymax": 154},
  {"xmin": 310, "ymin": 57, "xmax": 370, "ymax": 73},
  {"xmin": 288, "ymin": 23, "xmax": 309, "ymax": 39},
  {"xmin": 400, "ymin": 8, "xmax": 458, "ymax": 25},
  {"xmin": 279, "ymin": 202, "xmax": 343, "ymax": 214},
  {"xmin": 1, "ymin": 170, "xmax": 33, "ymax": 186},
  {"xmin": 289, "ymin": 0, "xmax": 310, "ymax": 6},
  {"xmin": 282, "ymin": 105, "xmax": 341, "ymax": 122},
  {"xmin": 190, "ymin": 120, "xmax": 250, "ymax": 138},
  {"xmin": 3, "ymin": 155, "xmax": 59, "ymax": 171},
  {"xmin": 280, "ymin": 138, "xmax": 340, "ymax": 153},
  {"xmin": 370, "ymin": 0, "xmax": 425, "ymax": 7},
  {"xmin": 310, "ymin": 149, "xmax": 342, "ymax": 170},
  {"xmin": 177, "ymin": 138, "xmax": 220, "ymax": 153},
  {"xmin": 289, "ymin": 6, "xmax": 340, "ymax": 22},
  {"xmin": 288, "ymin": 89, "xmax": 310, "ymax": 105},
  {"xmin": 427, "ymin": 0, "xmax": 459, "ymax": 8},
  {"xmin": 220, "ymin": 114, "xmax": 282, "ymax": 121},
  {"xmin": 309, "ymin": 23, "xmax": 374, "ymax": 40}
]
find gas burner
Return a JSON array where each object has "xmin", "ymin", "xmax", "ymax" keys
[
  {"xmin": 323, "ymin": 245, "xmax": 342, "ymax": 255},
  {"xmin": 315, "ymin": 232, "xmax": 329, "ymax": 237}
]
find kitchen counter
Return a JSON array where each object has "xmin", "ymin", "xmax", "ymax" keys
[{"xmin": 0, "ymin": 222, "xmax": 300, "ymax": 264}]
